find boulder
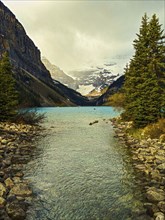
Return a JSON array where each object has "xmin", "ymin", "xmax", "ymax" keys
[
  {"xmin": 155, "ymin": 155, "xmax": 165, "ymax": 164},
  {"xmin": 0, "ymin": 196, "xmax": 6, "ymax": 207},
  {"xmin": 0, "ymin": 171, "xmax": 5, "ymax": 177},
  {"xmin": 154, "ymin": 212, "xmax": 165, "ymax": 220},
  {"xmin": 144, "ymin": 202, "xmax": 157, "ymax": 216},
  {"xmin": 158, "ymin": 201, "xmax": 165, "ymax": 213},
  {"xmin": 150, "ymin": 170, "xmax": 161, "ymax": 181},
  {"xmin": 146, "ymin": 187, "xmax": 165, "ymax": 202},
  {"xmin": 1, "ymin": 139, "xmax": 8, "ymax": 145},
  {"xmin": 157, "ymin": 163, "xmax": 165, "ymax": 173},
  {"xmin": 9, "ymin": 125, "xmax": 17, "ymax": 130},
  {"xmin": 5, "ymin": 177, "xmax": 14, "ymax": 189},
  {"xmin": 160, "ymin": 134, "xmax": 165, "ymax": 143},
  {"xmin": 13, "ymin": 177, "xmax": 21, "ymax": 183},
  {"xmin": 10, "ymin": 183, "xmax": 32, "ymax": 197},
  {"xmin": 0, "ymin": 183, "xmax": 6, "ymax": 197}
]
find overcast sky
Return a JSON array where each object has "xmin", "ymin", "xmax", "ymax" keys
[{"xmin": 2, "ymin": 0, "xmax": 165, "ymax": 74}]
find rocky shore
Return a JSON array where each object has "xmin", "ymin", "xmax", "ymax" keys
[
  {"xmin": 111, "ymin": 118, "xmax": 165, "ymax": 220},
  {"xmin": 0, "ymin": 122, "xmax": 41, "ymax": 220}
]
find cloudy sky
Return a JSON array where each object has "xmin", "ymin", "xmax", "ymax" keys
[{"xmin": 2, "ymin": 0, "xmax": 165, "ymax": 74}]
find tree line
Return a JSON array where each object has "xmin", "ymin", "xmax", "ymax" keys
[
  {"xmin": 0, "ymin": 13, "xmax": 164, "ymax": 127},
  {"xmin": 0, "ymin": 52, "xmax": 18, "ymax": 121},
  {"xmin": 0, "ymin": 52, "xmax": 45, "ymax": 124},
  {"xmin": 110, "ymin": 13, "xmax": 165, "ymax": 128}
]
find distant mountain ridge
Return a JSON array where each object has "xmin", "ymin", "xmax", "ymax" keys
[
  {"xmin": 96, "ymin": 75, "xmax": 125, "ymax": 105},
  {"xmin": 0, "ymin": 1, "xmax": 94, "ymax": 107},
  {"xmin": 70, "ymin": 66, "xmax": 120, "ymax": 96},
  {"xmin": 42, "ymin": 57, "xmax": 78, "ymax": 90}
]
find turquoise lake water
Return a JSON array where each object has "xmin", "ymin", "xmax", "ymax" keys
[{"xmin": 25, "ymin": 107, "xmax": 143, "ymax": 220}]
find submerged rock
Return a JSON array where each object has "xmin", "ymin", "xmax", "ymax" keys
[
  {"xmin": 89, "ymin": 120, "xmax": 99, "ymax": 125},
  {"xmin": 6, "ymin": 201, "xmax": 26, "ymax": 220}
]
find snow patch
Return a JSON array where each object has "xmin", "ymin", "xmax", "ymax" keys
[{"xmin": 77, "ymin": 85, "xmax": 95, "ymax": 95}]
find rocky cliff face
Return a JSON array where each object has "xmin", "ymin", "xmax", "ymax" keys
[
  {"xmin": 0, "ymin": 1, "xmax": 96, "ymax": 107},
  {"xmin": 42, "ymin": 57, "xmax": 78, "ymax": 90},
  {"xmin": 0, "ymin": 1, "xmax": 51, "ymax": 82}
]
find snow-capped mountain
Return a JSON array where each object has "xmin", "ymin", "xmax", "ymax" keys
[
  {"xmin": 42, "ymin": 57, "xmax": 78, "ymax": 90},
  {"xmin": 69, "ymin": 62, "xmax": 122, "ymax": 96},
  {"xmin": 42, "ymin": 57, "xmax": 126, "ymax": 96}
]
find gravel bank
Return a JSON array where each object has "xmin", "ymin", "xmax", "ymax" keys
[
  {"xmin": 0, "ymin": 122, "xmax": 42, "ymax": 220},
  {"xmin": 111, "ymin": 118, "xmax": 165, "ymax": 220}
]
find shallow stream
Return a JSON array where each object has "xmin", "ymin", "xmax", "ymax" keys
[{"xmin": 25, "ymin": 107, "xmax": 143, "ymax": 220}]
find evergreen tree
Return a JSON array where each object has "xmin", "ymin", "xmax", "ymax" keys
[
  {"xmin": 0, "ymin": 52, "xmax": 18, "ymax": 121},
  {"xmin": 123, "ymin": 14, "xmax": 165, "ymax": 128},
  {"xmin": 148, "ymin": 14, "xmax": 165, "ymax": 117}
]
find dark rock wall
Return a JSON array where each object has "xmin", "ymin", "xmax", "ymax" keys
[
  {"xmin": 0, "ymin": 1, "xmax": 96, "ymax": 107},
  {"xmin": 0, "ymin": 1, "xmax": 51, "ymax": 82}
]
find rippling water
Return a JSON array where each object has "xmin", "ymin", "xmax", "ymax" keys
[{"xmin": 25, "ymin": 107, "xmax": 143, "ymax": 220}]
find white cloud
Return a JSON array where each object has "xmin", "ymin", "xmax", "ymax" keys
[{"xmin": 1, "ymin": 0, "xmax": 165, "ymax": 74}]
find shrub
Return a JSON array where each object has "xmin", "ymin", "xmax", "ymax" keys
[
  {"xmin": 105, "ymin": 92, "xmax": 125, "ymax": 109},
  {"xmin": 142, "ymin": 118, "xmax": 165, "ymax": 139},
  {"xmin": 126, "ymin": 127, "xmax": 144, "ymax": 140},
  {"xmin": 13, "ymin": 110, "xmax": 45, "ymax": 125}
]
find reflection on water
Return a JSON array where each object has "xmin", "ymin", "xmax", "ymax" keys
[{"xmin": 25, "ymin": 107, "xmax": 143, "ymax": 220}]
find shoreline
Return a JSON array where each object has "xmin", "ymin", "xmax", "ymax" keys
[
  {"xmin": 1, "ymin": 116, "xmax": 164, "ymax": 219},
  {"xmin": 111, "ymin": 118, "xmax": 165, "ymax": 220},
  {"xmin": 0, "ymin": 122, "xmax": 42, "ymax": 220}
]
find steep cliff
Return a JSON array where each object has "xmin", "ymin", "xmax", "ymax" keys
[
  {"xmin": 0, "ymin": 1, "xmax": 51, "ymax": 82},
  {"xmin": 0, "ymin": 1, "xmax": 94, "ymax": 107},
  {"xmin": 42, "ymin": 57, "xmax": 78, "ymax": 90}
]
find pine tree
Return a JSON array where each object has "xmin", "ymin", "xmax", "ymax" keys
[
  {"xmin": 148, "ymin": 14, "xmax": 165, "ymax": 117},
  {"xmin": 123, "ymin": 14, "xmax": 165, "ymax": 128},
  {"xmin": 0, "ymin": 52, "xmax": 18, "ymax": 121}
]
